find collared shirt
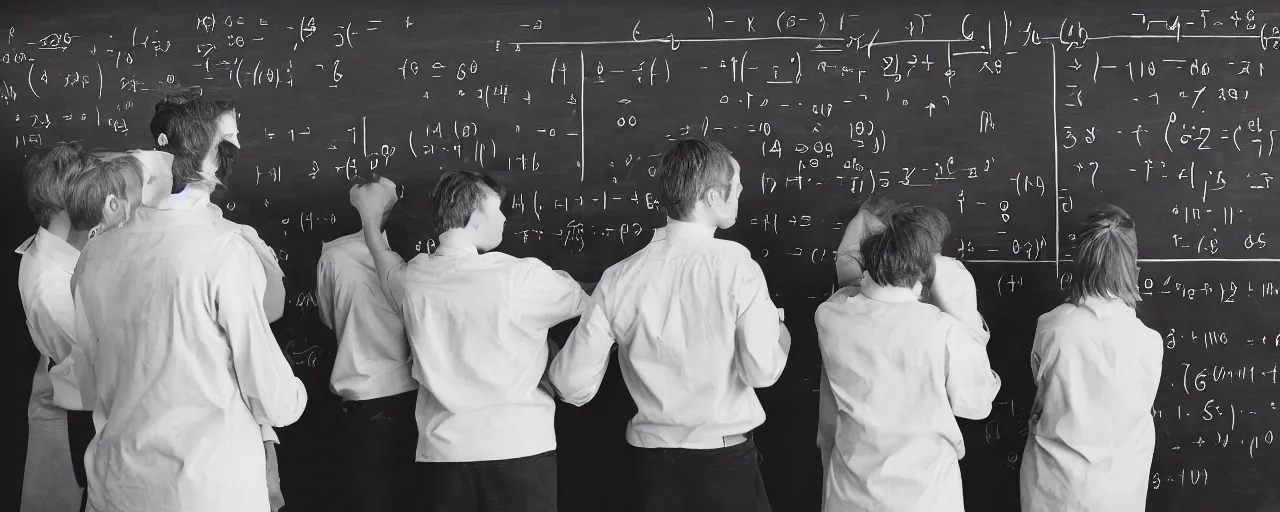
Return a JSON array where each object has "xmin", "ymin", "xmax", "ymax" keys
[
  {"xmin": 386, "ymin": 246, "xmax": 589, "ymax": 463},
  {"xmin": 17, "ymin": 228, "xmax": 85, "ymax": 412},
  {"xmin": 815, "ymin": 273, "xmax": 1000, "ymax": 512},
  {"xmin": 1020, "ymin": 297, "xmax": 1162, "ymax": 512},
  {"xmin": 74, "ymin": 205, "xmax": 307, "ymax": 512},
  {"xmin": 317, "ymin": 232, "xmax": 415, "ymax": 401},
  {"xmin": 550, "ymin": 220, "xmax": 788, "ymax": 450}
]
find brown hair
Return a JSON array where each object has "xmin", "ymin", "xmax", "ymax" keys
[
  {"xmin": 431, "ymin": 171, "xmax": 506, "ymax": 232},
  {"xmin": 150, "ymin": 85, "xmax": 236, "ymax": 193},
  {"xmin": 63, "ymin": 153, "xmax": 145, "ymax": 231},
  {"xmin": 861, "ymin": 205, "xmax": 950, "ymax": 288},
  {"xmin": 656, "ymin": 137, "xmax": 736, "ymax": 221},
  {"xmin": 1068, "ymin": 205, "xmax": 1140, "ymax": 308},
  {"xmin": 23, "ymin": 143, "xmax": 89, "ymax": 227}
]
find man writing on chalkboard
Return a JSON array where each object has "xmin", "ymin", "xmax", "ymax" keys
[
  {"xmin": 350, "ymin": 171, "xmax": 592, "ymax": 512},
  {"xmin": 549, "ymin": 136, "xmax": 792, "ymax": 512},
  {"xmin": 316, "ymin": 186, "xmax": 419, "ymax": 512}
]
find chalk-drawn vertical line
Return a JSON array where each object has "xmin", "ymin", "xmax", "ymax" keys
[
  {"xmin": 1051, "ymin": 43, "xmax": 1060, "ymax": 277},
  {"xmin": 579, "ymin": 50, "xmax": 586, "ymax": 182}
]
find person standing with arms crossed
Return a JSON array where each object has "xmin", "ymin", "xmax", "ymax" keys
[
  {"xmin": 350, "ymin": 171, "xmax": 591, "ymax": 512},
  {"xmin": 317, "ymin": 192, "xmax": 419, "ymax": 511},
  {"xmin": 549, "ymin": 136, "xmax": 792, "ymax": 512},
  {"xmin": 1020, "ymin": 205, "xmax": 1162, "ymax": 512}
]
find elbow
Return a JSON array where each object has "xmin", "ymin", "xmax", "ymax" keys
[
  {"xmin": 267, "ymin": 378, "xmax": 309, "ymax": 427},
  {"xmin": 264, "ymin": 281, "xmax": 286, "ymax": 323},
  {"xmin": 953, "ymin": 401, "xmax": 994, "ymax": 420},
  {"xmin": 740, "ymin": 363, "xmax": 786, "ymax": 388},
  {"xmin": 549, "ymin": 371, "xmax": 596, "ymax": 407}
]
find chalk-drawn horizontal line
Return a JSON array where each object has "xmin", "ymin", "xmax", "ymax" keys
[
  {"xmin": 511, "ymin": 36, "xmax": 842, "ymax": 46},
  {"xmin": 961, "ymin": 258, "xmax": 1280, "ymax": 264},
  {"xmin": 510, "ymin": 36, "xmax": 969, "ymax": 47},
  {"xmin": 1087, "ymin": 34, "xmax": 1258, "ymax": 41},
  {"xmin": 514, "ymin": 33, "xmax": 1260, "ymax": 48}
]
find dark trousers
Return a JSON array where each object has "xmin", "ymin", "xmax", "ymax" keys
[
  {"xmin": 424, "ymin": 450, "xmax": 557, "ymax": 512},
  {"xmin": 67, "ymin": 409, "xmax": 93, "ymax": 512},
  {"xmin": 340, "ymin": 390, "xmax": 420, "ymax": 512},
  {"xmin": 625, "ymin": 437, "xmax": 772, "ymax": 512}
]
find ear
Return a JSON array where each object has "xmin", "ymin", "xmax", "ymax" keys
[
  {"xmin": 156, "ymin": 133, "xmax": 169, "ymax": 147},
  {"xmin": 703, "ymin": 186, "xmax": 724, "ymax": 206},
  {"xmin": 102, "ymin": 194, "xmax": 125, "ymax": 226},
  {"xmin": 465, "ymin": 209, "xmax": 482, "ymax": 229}
]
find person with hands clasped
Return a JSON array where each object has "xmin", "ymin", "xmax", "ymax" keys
[
  {"xmin": 815, "ymin": 203, "xmax": 1000, "ymax": 512},
  {"xmin": 351, "ymin": 171, "xmax": 591, "ymax": 512}
]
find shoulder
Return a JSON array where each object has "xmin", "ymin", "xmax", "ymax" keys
[
  {"xmin": 1035, "ymin": 303, "xmax": 1091, "ymax": 332},
  {"xmin": 704, "ymin": 237, "xmax": 755, "ymax": 261},
  {"xmin": 202, "ymin": 230, "xmax": 261, "ymax": 270}
]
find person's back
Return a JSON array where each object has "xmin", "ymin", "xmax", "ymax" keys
[
  {"xmin": 396, "ymin": 249, "xmax": 581, "ymax": 462},
  {"xmin": 816, "ymin": 287, "xmax": 986, "ymax": 510},
  {"xmin": 550, "ymin": 137, "xmax": 790, "ymax": 512},
  {"xmin": 1021, "ymin": 205, "xmax": 1162, "ymax": 512},
  {"xmin": 350, "ymin": 171, "xmax": 589, "ymax": 512},
  {"xmin": 591, "ymin": 224, "xmax": 778, "ymax": 446},
  {"xmin": 815, "ymin": 205, "xmax": 999, "ymax": 512},
  {"xmin": 75, "ymin": 207, "xmax": 305, "ymax": 511}
]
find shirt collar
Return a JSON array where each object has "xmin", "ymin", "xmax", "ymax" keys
[
  {"xmin": 435, "ymin": 244, "xmax": 479, "ymax": 257},
  {"xmin": 325, "ymin": 231, "xmax": 387, "ymax": 249},
  {"xmin": 650, "ymin": 227, "xmax": 667, "ymax": 242},
  {"xmin": 1080, "ymin": 296, "xmax": 1135, "ymax": 318},
  {"xmin": 860, "ymin": 276, "xmax": 922, "ymax": 303},
  {"xmin": 15, "ymin": 228, "xmax": 80, "ymax": 273},
  {"xmin": 662, "ymin": 220, "xmax": 716, "ymax": 240}
]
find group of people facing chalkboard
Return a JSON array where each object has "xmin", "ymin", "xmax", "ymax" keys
[{"xmin": 14, "ymin": 85, "xmax": 1164, "ymax": 512}]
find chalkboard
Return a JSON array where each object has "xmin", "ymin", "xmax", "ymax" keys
[{"xmin": 5, "ymin": 0, "xmax": 1280, "ymax": 510}]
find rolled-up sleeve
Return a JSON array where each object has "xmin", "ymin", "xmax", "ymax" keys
[
  {"xmin": 213, "ymin": 238, "xmax": 308, "ymax": 427},
  {"xmin": 942, "ymin": 316, "xmax": 1001, "ymax": 420},
  {"xmin": 733, "ymin": 261, "xmax": 787, "ymax": 388},
  {"xmin": 549, "ymin": 282, "xmax": 615, "ymax": 406}
]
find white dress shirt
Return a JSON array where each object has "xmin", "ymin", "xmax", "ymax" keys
[
  {"xmin": 815, "ymin": 276, "xmax": 1000, "ymax": 512},
  {"xmin": 550, "ymin": 221, "xmax": 789, "ymax": 449},
  {"xmin": 317, "ymin": 232, "xmax": 416, "ymax": 401},
  {"xmin": 73, "ymin": 205, "xmax": 307, "ymax": 512},
  {"xmin": 386, "ymin": 246, "xmax": 589, "ymax": 463},
  {"xmin": 1020, "ymin": 297, "xmax": 1162, "ymax": 512},
  {"xmin": 17, "ymin": 228, "xmax": 86, "ymax": 412}
]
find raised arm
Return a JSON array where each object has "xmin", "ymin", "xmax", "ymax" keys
[
  {"xmin": 349, "ymin": 178, "xmax": 405, "ymax": 304},
  {"xmin": 834, "ymin": 197, "xmax": 897, "ymax": 288}
]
